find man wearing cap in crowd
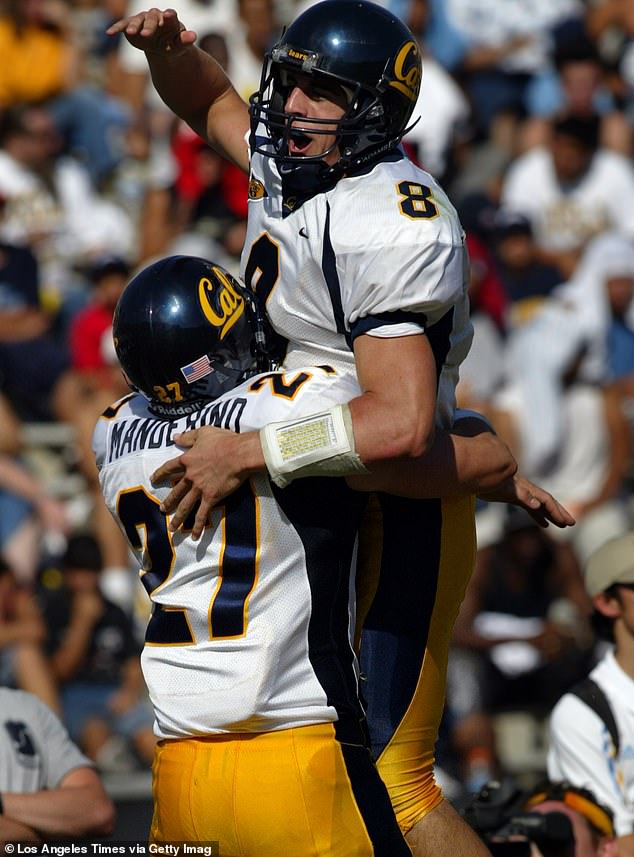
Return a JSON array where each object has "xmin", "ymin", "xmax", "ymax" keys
[{"xmin": 548, "ymin": 531, "xmax": 634, "ymax": 857}]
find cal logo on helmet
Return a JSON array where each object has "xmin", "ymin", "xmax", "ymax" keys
[
  {"xmin": 388, "ymin": 40, "xmax": 421, "ymax": 103},
  {"xmin": 198, "ymin": 266, "xmax": 245, "ymax": 339}
]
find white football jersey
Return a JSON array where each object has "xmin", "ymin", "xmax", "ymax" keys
[
  {"xmin": 501, "ymin": 147, "xmax": 634, "ymax": 251},
  {"xmin": 241, "ymin": 139, "xmax": 473, "ymax": 428},
  {"xmin": 548, "ymin": 649, "xmax": 634, "ymax": 836},
  {"xmin": 93, "ymin": 367, "xmax": 368, "ymax": 741}
]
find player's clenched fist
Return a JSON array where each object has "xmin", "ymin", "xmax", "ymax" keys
[{"xmin": 105, "ymin": 7, "xmax": 197, "ymax": 55}]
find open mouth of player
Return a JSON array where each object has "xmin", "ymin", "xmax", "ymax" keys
[{"xmin": 288, "ymin": 128, "xmax": 313, "ymax": 155}]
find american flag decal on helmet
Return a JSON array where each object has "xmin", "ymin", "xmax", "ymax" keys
[{"xmin": 181, "ymin": 354, "xmax": 212, "ymax": 384}]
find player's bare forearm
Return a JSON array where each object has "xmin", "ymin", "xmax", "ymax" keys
[{"xmin": 347, "ymin": 427, "xmax": 516, "ymax": 497}]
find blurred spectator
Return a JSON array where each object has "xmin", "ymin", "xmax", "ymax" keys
[
  {"xmin": 54, "ymin": 255, "xmax": 134, "ymax": 602},
  {"xmin": 607, "ymin": 269, "xmax": 634, "ymax": 389},
  {"xmin": 399, "ymin": 0, "xmax": 472, "ymax": 184},
  {"xmin": 493, "ymin": 298, "xmax": 632, "ymax": 565},
  {"xmin": 0, "ymin": 390, "xmax": 69, "ymax": 586},
  {"xmin": 548, "ymin": 531, "xmax": 634, "ymax": 855},
  {"xmin": 500, "ymin": 113, "xmax": 634, "ymax": 278},
  {"xmin": 0, "ymin": 558, "xmax": 60, "ymax": 714},
  {"xmin": 405, "ymin": 51, "xmax": 471, "ymax": 184},
  {"xmin": 455, "ymin": 231, "xmax": 506, "ymax": 418},
  {"xmin": 521, "ymin": 33, "xmax": 632, "ymax": 157},
  {"xmin": 586, "ymin": 0, "xmax": 634, "ymax": 128},
  {"xmin": 0, "ymin": 686, "xmax": 115, "ymax": 846},
  {"xmin": 59, "ymin": 254, "xmax": 131, "ymax": 423},
  {"xmin": 0, "ymin": 195, "xmax": 70, "ymax": 422},
  {"xmin": 169, "ymin": 137, "xmax": 248, "ymax": 269},
  {"xmin": 446, "ymin": 506, "xmax": 592, "ymax": 791},
  {"xmin": 72, "ymin": 0, "xmax": 130, "ymax": 91},
  {"xmin": 426, "ymin": 0, "xmax": 585, "ymax": 145},
  {"xmin": 0, "ymin": 449, "xmax": 69, "ymax": 588},
  {"xmin": 42, "ymin": 534, "xmax": 155, "ymax": 772},
  {"xmin": 553, "ymin": 232, "xmax": 634, "ymax": 392},
  {"xmin": 108, "ymin": 110, "xmax": 177, "ymax": 263},
  {"xmin": 0, "ymin": 103, "xmax": 134, "ymax": 313},
  {"xmin": 490, "ymin": 208, "xmax": 563, "ymax": 329},
  {"xmin": 0, "ymin": 0, "xmax": 131, "ymax": 187},
  {"xmin": 227, "ymin": 0, "xmax": 278, "ymax": 103}
]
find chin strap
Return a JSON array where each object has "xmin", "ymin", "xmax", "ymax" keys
[{"xmin": 279, "ymin": 158, "xmax": 342, "ymax": 210}]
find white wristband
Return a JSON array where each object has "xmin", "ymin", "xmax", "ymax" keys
[{"xmin": 260, "ymin": 403, "xmax": 368, "ymax": 488}]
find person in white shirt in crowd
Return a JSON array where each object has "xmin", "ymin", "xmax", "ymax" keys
[
  {"xmin": 488, "ymin": 294, "xmax": 631, "ymax": 568},
  {"xmin": 500, "ymin": 113, "xmax": 634, "ymax": 279},
  {"xmin": 0, "ymin": 103, "xmax": 134, "ymax": 314},
  {"xmin": 393, "ymin": 0, "xmax": 472, "ymax": 184},
  {"xmin": 548, "ymin": 531, "xmax": 634, "ymax": 857},
  {"xmin": 480, "ymin": 232, "xmax": 634, "ymax": 565},
  {"xmin": 424, "ymin": 0, "xmax": 584, "ymax": 142},
  {"xmin": 0, "ymin": 687, "xmax": 115, "ymax": 846}
]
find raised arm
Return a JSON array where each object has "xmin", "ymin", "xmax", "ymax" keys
[{"xmin": 107, "ymin": 8, "xmax": 250, "ymax": 172}]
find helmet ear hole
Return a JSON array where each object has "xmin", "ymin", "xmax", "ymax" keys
[{"xmin": 113, "ymin": 256, "xmax": 266, "ymax": 418}]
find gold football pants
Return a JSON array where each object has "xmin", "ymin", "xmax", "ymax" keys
[{"xmin": 150, "ymin": 723, "xmax": 412, "ymax": 856}]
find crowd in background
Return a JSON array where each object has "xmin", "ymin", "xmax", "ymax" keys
[{"xmin": 0, "ymin": 0, "xmax": 633, "ymax": 802}]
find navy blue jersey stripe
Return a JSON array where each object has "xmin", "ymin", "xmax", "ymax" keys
[
  {"xmin": 360, "ymin": 495, "xmax": 442, "ymax": 758},
  {"xmin": 322, "ymin": 204, "xmax": 352, "ymax": 348},
  {"xmin": 340, "ymin": 742, "xmax": 412, "ymax": 855},
  {"xmin": 209, "ymin": 483, "xmax": 258, "ymax": 638},
  {"xmin": 271, "ymin": 478, "xmax": 369, "ymax": 746},
  {"xmin": 426, "ymin": 306, "xmax": 454, "ymax": 385},
  {"xmin": 350, "ymin": 309, "xmax": 427, "ymax": 342}
]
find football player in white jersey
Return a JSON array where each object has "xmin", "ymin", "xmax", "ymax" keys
[
  {"xmin": 107, "ymin": 1, "xmax": 471, "ymax": 521},
  {"xmin": 99, "ymin": 255, "xmax": 412, "ymax": 854},
  {"xmin": 107, "ymin": 6, "xmax": 573, "ymax": 854},
  {"xmin": 98, "ymin": 254, "xmax": 528, "ymax": 853}
]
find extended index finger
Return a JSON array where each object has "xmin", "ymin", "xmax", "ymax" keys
[{"xmin": 106, "ymin": 8, "xmax": 163, "ymax": 36}]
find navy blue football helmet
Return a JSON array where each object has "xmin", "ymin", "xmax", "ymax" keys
[
  {"xmin": 249, "ymin": 0, "xmax": 421, "ymax": 180},
  {"xmin": 113, "ymin": 256, "xmax": 272, "ymax": 417}
]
